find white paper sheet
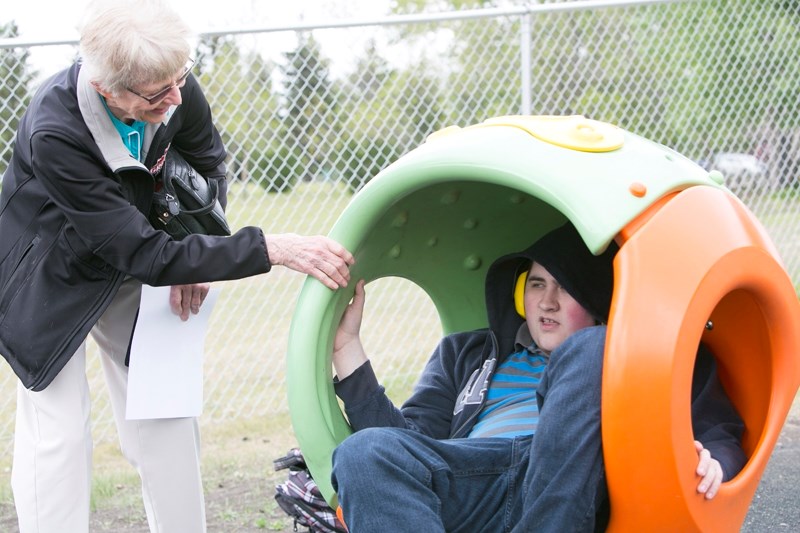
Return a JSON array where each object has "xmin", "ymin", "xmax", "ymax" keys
[{"xmin": 126, "ymin": 284, "xmax": 220, "ymax": 420}]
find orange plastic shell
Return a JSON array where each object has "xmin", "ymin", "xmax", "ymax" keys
[{"xmin": 603, "ymin": 185, "xmax": 800, "ymax": 532}]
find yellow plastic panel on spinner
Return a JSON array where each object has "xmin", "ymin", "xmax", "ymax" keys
[{"xmin": 481, "ymin": 115, "xmax": 624, "ymax": 152}]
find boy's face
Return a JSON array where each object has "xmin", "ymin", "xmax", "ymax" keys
[{"xmin": 523, "ymin": 261, "xmax": 596, "ymax": 355}]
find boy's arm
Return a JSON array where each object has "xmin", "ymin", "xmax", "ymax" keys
[
  {"xmin": 332, "ymin": 280, "xmax": 369, "ymax": 380},
  {"xmin": 332, "ymin": 280, "xmax": 403, "ymax": 430},
  {"xmin": 332, "ymin": 280, "xmax": 460, "ymax": 437},
  {"xmin": 694, "ymin": 440, "xmax": 725, "ymax": 499},
  {"xmin": 691, "ymin": 345, "xmax": 748, "ymax": 484},
  {"xmin": 334, "ymin": 359, "xmax": 411, "ymax": 431}
]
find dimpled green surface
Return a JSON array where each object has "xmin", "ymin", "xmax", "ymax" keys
[{"xmin": 286, "ymin": 118, "xmax": 721, "ymax": 506}]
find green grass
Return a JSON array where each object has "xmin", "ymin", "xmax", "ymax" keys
[{"xmin": 225, "ymin": 180, "xmax": 355, "ymax": 234}]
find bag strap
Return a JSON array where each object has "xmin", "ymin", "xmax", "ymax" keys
[
  {"xmin": 274, "ymin": 448, "xmax": 307, "ymax": 471},
  {"xmin": 173, "ymin": 178, "xmax": 220, "ymax": 216}
]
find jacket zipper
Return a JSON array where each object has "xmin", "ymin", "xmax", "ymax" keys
[{"xmin": 450, "ymin": 332, "xmax": 499, "ymax": 438}]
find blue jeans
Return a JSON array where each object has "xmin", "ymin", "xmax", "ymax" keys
[{"xmin": 331, "ymin": 326, "xmax": 608, "ymax": 533}]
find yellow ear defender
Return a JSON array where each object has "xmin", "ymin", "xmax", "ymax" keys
[{"xmin": 514, "ymin": 271, "xmax": 527, "ymax": 318}]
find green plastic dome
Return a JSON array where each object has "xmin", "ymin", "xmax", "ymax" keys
[{"xmin": 286, "ymin": 115, "xmax": 722, "ymax": 506}]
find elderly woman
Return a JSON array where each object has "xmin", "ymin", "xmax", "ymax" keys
[{"xmin": 0, "ymin": 1, "xmax": 353, "ymax": 531}]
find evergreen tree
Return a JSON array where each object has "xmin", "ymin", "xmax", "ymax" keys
[
  {"xmin": 280, "ymin": 33, "xmax": 338, "ymax": 185},
  {"xmin": 195, "ymin": 36, "xmax": 283, "ymax": 190},
  {"xmin": 336, "ymin": 41, "xmax": 446, "ymax": 192}
]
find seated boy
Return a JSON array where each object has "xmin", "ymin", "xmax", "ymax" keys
[{"xmin": 330, "ymin": 222, "xmax": 746, "ymax": 532}]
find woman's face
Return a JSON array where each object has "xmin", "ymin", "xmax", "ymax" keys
[
  {"xmin": 98, "ymin": 63, "xmax": 189, "ymax": 124},
  {"xmin": 523, "ymin": 261, "xmax": 596, "ymax": 355}
]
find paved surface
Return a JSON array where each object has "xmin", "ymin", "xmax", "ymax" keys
[{"xmin": 741, "ymin": 403, "xmax": 800, "ymax": 531}]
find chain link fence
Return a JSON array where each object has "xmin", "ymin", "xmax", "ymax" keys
[{"xmin": 0, "ymin": 0, "xmax": 798, "ymax": 459}]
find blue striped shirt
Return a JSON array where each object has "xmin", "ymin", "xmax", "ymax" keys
[{"xmin": 467, "ymin": 345, "xmax": 547, "ymax": 439}]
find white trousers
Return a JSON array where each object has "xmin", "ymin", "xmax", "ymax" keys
[{"xmin": 11, "ymin": 278, "xmax": 206, "ymax": 533}]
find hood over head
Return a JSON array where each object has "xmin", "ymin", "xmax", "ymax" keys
[{"xmin": 484, "ymin": 221, "xmax": 618, "ymax": 354}]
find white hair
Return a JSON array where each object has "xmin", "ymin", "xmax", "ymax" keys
[{"xmin": 78, "ymin": 0, "xmax": 193, "ymax": 95}]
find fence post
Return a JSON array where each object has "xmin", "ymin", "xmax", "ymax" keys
[{"xmin": 520, "ymin": 12, "xmax": 532, "ymax": 115}]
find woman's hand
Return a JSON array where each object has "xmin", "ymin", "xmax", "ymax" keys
[
  {"xmin": 170, "ymin": 283, "xmax": 210, "ymax": 321},
  {"xmin": 265, "ymin": 233, "xmax": 355, "ymax": 290}
]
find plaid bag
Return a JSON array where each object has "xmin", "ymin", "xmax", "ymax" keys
[{"xmin": 274, "ymin": 448, "xmax": 347, "ymax": 533}]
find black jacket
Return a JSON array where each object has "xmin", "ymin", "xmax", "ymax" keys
[{"xmin": 0, "ymin": 62, "xmax": 270, "ymax": 391}]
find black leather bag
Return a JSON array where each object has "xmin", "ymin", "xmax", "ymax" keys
[{"xmin": 149, "ymin": 149, "xmax": 231, "ymax": 240}]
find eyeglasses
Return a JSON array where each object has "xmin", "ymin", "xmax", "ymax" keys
[{"xmin": 127, "ymin": 58, "xmax": 195, "ymax": 105}]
